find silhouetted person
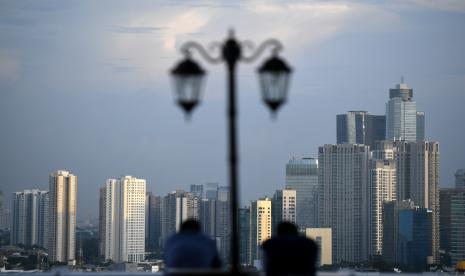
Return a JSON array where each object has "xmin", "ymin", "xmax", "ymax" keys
[
  {"xmin": 261, "ymin": 222, "xmax": 318, "ymax": 276},
  {"xmin": 164, "ymin": 219, "xmax": 221, "ymax": 270}
]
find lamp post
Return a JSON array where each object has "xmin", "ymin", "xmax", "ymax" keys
[{"xmin": 170, "ymin": 30, "xmax": 292, "ymax": 273}]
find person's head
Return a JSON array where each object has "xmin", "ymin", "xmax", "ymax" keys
[
  {"xmin": 180, "ymin": 219, "xmax": 201, "ymax": 233},
  {"xmin": 277, "ymin": 221, "xmax": 298, "ymax": 236}
]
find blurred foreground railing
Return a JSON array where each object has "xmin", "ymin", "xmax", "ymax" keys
[{"xmin": 4, "ymin": 272, "xmax": 460, "ymax": 276}]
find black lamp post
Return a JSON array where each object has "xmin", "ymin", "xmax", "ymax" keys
[{"xmin": 170, "ymin": 30, "xmax": 292, "ymax": 273}]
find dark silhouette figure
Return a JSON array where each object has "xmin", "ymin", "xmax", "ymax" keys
[
  {"xmin": 164, "ymin": 219, "xmax": 221, "ymax": 270},
  {"xmin": 261, "ymin": 222, "xmax": 318, "ymax": 276}
]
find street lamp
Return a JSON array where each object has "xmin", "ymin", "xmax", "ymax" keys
[{"xmin": 170, "ymin": 30, "xmax": 292, "ymax": 273}]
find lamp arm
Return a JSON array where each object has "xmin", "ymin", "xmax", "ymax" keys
[
  {"xmin": 181, "ymin": 41, "xmax": 223, "ymax": 64},
  {"xmin": 241, "ymin": 38, "xmax": 283, "ymax": 63}
]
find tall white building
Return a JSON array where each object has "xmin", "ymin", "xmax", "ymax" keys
[
  {"xmin": 272, "ymin": 189, "xmax": 296, "ymax": 232},
  {"xmin": 369, "ymin": 159, "xmax": 396, "ymax": 256},
  {"xmin": 48, "ymin": 170, "xmax": 77, "ymax": 264},
  {"xmin": 100, "ymin": 176, "xmax": 146, "ymax": 263},
  {"xmin": 285, "ymin": 157, "xmax": 318, "ymax": 229},
  {"xmin": 318, "ymin": 144, "xmax": 370, "ymax": 263},
  {"xmin": 306, "ymin": 228, "xmax": 332, "ymax": 266},
  {"xmin": 11, "ymin": 189, "xmax": 49, "ymax": 248},
  {"xmin": 385, "ymin": 78, "xmax": 425, "ymax": 142}
]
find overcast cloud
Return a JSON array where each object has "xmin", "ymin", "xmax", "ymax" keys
[{"xmin": 1, "ymin": 0, "xmax": 465, "ymax": 220}]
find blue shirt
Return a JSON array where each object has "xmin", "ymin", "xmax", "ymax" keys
[{"xmin": 164, "ymin": 231, "xmax": 221, "ymax": 269}]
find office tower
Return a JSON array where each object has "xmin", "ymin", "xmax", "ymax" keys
[
  {"xmin": 271, "ymin": 189, "xmax": 296, "ymax": 232},
  {"xmin": 336, "ymin": 111, "xmax": 386, "ymax": 148},
  {"xmin": 190, "ymin": 184, "xmax": 204, "ymax": 198},
  {"xmin": 383, "ymin": 200, "xmax": 432, "ymax": 269},
  {"xmin": 382, "ymin": 200, "xmax": 415, "ymax": 265},
  {"xmin": 48, "ymin": 170, "xmax": 77, "ymax": 264},
  {"xmin": 205, "ymin": 183, "xmax": 219, "ymax": 200},
  {"xmin": 398, "ymin": 207, "xmax": 433, "ymax": 270},
  {"xmin": 239, "ymin": 207, "xmax": 250, "ymax": 265},
  {"xmin": 11, "ymin": 189, "xmax": 49, "ymax": 248},
  {"xmin": 450, "ymin": 190, "xmax": 465, "ymax": 266},
  {"xmin": 399, "ymin": 141, "xmax": 440, "ymax": 263},
  {"xmin": 100, "ymin": 176, "xmax": 146, "ymax": 263},
  {"xmin": 439, "ymin": 188, "xmax": 464, "ymax": 263},
  {"xmin": 455, "ymin": 169, "xmax": 465, "ymax": 189},
  {"xmin": 285, "ymin": 157, "xmax": 318, "ymax": 229},
  {"xmin": 385, "ymin": 78, "xmax": 418, "ymax": 142},
  {"xmin": 369, "ymin": 158, "xmax": 396, "ymax": 256},
  {"xmin": 318, "ymin": 144, "xmax": 370, "ymax": 263},
  {"xmin": 249, "ymin": 197, "xmax": 272, "ymax": 264},
  {"xmin": 146, "ymin": 193, "xmax": 161, "ymax": 255},
  {"xmin": 305, "ymin": 228, "xmax": 332, "ymax": 266},
  {"xmin": 160, "ymin": 190, "xmax": 198, "ymax": 246},
  {"xmin": 416, "ymin": 111, "xmax": 425, "ymax": 141}
]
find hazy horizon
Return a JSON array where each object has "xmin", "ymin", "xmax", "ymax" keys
[{"xmin": 1, "ymin": 0, "xmax": 465, "ymax": 220}]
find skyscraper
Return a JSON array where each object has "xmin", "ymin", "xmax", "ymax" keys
[
  {"xmin": 48, "ymin": 170, "xmax": 77, "ymax": 264},
  {"xmin": 160, "ymin": 190, "xmax": 198, "ymax": 247},
  {"xmin": 239, "ymin": 207, "xmax": 250, "ymax": 266},
  {"xmin": 146, "ymin": 193, "xmax": 161, "ymax": 255},
  {"xmin": 215, "ymin": 186, "xmax": 230, "ymax": 262},
  {"xmin": 336, "ymin": 111, "xmax": 386, "ymax": 148},
  {"xmin": 439, "ymin": 188, "xmax": 464, "ymax": 262},
  {"xmin": 285, "ymin": 157, "xmax": 318, "ymax": 229},
  {"xmin": 393, "ymin": 141, "xmax": 440, "ymax": 263},
  {"xmin": 100, "ymin": 176, "xmax": 146, "ymax": 263},
  {"xmin": 385, "ymin": 78, "xmax": 421, "ymax": 142},
  {"xmin": 450, "ymin": 190, "xmax": 465, "ymax": 266},
  {"xmin": 190, "ymin": 184, "xmax": 204, "ymax": 198},
  {"xmin": 369, "ymin": 159, "xmax": 396, "ymax": 256},
  {"xmin": 318, "ymin": 144, "xmax": 370, "ymax": 263},
  {"xmin": 455, "ymin": 169, "xmax": 465, "ymax": 189},
  {"xmin": 249, "ymin": 197, "xmax": 272, "ymax": 264},
  {"xmin": 271, "ymin": 189, "xmax": 296, "ymax": 233},
  {"xmin": 382, "ymin": 200, "xmax": 415, "ymax": 266},
  {"xmin": 416, "ymin": 111, "xmax": 425, "ymax": 141},
  {"xmin": 11, "ymin": 189, "xmax": 49, "ymax": 248}
]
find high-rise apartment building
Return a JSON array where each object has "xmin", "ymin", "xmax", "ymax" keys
[
  {"xmin": 393, "ymin": 141, "xmax": 440, "ymax": 263},
  {"xmin": 271, "ymin": 189, "xmax": 296, "ymax": 232},
  {"xmin": 146, "ymin": 193, "xmax": 161, "ymax": 255},
  {"xmin": 48, "ymin": 170, "xmax": 77, "ymax": 264},
  {"xmin": 455, "ymin": 169, "xmax": 465, "ymax": 189},
  {"xmin": 449, "ymin": 190, "xmax": 465, "ymax": 266},
  {"xmin": 318, "ymin": 144, "xmax": 370, "ymax": 263},
  {"xmin": 160, "ymin": 190, "xmax": 199, "ymax": 247},
  {"xmin": 11, "ymin": 189, "xmax": 49, "ymax": 248},
  {"xmin": 99, "ymin": 176, "xmax": 146, "ymax": 263},
  {"xmin": 369, "ymin": 159, "xmax": 396, "ymax": 256},
  {"xmin": 239, "ymin": 207, "xmax": 250, "ymax": 266},
  {"xmin": 336, "ymin": 111, "xmax": 386, "ymax": 148},
  {"xmin": 386, "ymin": 78, "xmax": 425, "ymax": 142},
  {"xmin": 249, "ymin": 197, "xmax": 272, "ymax": 264},
  {"xmin": 215, "ymin": 186, "xmax": 230, "ymax": 262},
  {"xmin": 285, "ymin": 157, "xmax": 318, "ymax": 229}
]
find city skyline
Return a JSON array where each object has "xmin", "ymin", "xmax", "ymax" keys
[{"xmin": 1, "ymin": 1, "xmax": 465, "ymax": 220}]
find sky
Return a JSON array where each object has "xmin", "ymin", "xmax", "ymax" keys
[{"xmin": 1, "ymin": 0, "xmax": 465, "ymax": 220}]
